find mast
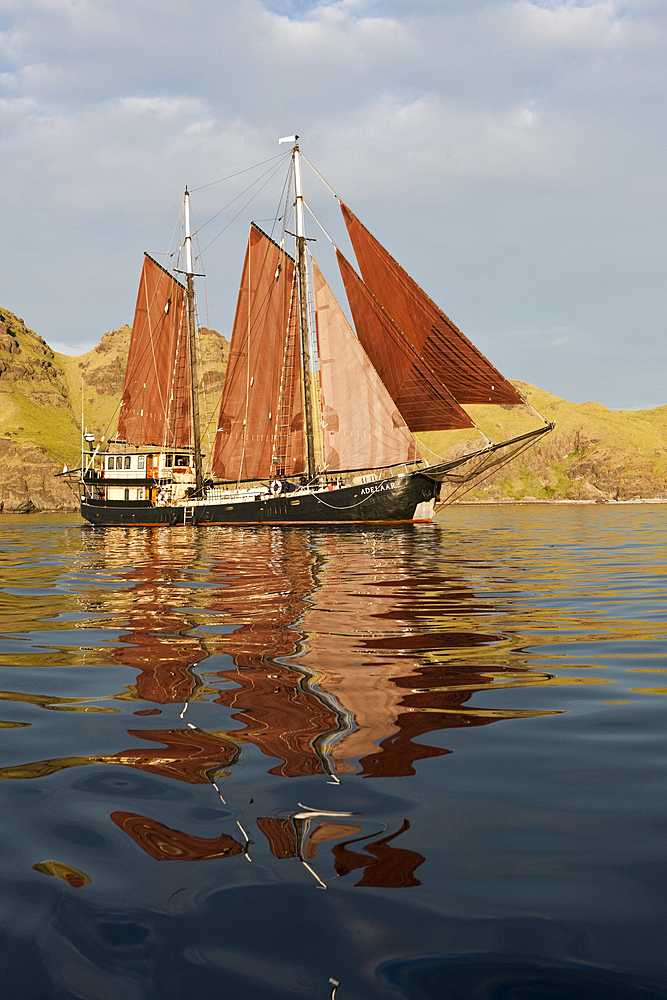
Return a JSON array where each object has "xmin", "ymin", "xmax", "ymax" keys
[
  {"xmin": 183, "ymin": 188, "xmax": 203, "ymax": 493},
  {"xmin": 292, "ymin": 141, "xmax": 318, "ymax": 480}
]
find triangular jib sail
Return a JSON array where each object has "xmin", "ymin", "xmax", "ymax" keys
[
  {"xmin": 336, "ymin": 250, "xmax": 475, "ymax": 433},
  {"xmin": 312, "ymin": 260, "xmax": 421, "ymax": 471},
  {"xmin": 118, "ymin": 255, "xmax": 190, "ymax": 448}
]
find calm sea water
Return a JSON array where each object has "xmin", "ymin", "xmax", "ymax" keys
[{"xmin": 0, "ymin": 506, "xmax": 666, "ymax": 999}]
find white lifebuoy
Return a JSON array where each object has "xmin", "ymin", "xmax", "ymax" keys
[{"xmin": 270, "ymin": 480, "xmax": 282, "ymax": 496}]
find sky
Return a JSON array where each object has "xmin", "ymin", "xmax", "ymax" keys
[{"xmin": 0, "ymin": 0, "xmax": 665, "ymax": 409}]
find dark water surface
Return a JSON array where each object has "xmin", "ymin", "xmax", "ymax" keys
[{"xmin": 0, "ymin": 506, "xmax": 666, "ymax": 999}]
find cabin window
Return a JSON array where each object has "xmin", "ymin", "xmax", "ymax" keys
[
  {"xmin": 124, "ymin": 488, "xmax": 130, "ymax": 500},
  {"xmin": 175, "ymin": 455, "xmax": 189, "ymax": 467},
  {"xmin": 116, "ymin": 457, "xmax": 124, "ymax": 470},
  {"xmin": 107, "ymin": 457, "xmax": 114, "ymax": 470},
  {"xmin": 137, "ymin": 456, "xmax": 145, "ymax": 470},
  {"xmin": 124, "ymin": 456, "xmax": 131, "ymax": 470},
  {"xmin": 137, "ymin": 488, "xmax": 145, "ymax": 500},
  {"xmin": 164, "ymin": 455, "xmax": 173, "ymax": 468}
]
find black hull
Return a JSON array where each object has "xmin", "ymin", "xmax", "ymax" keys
[{"xmin": 80, "ymin": 472, "xmax": 439, "ymax": 527}]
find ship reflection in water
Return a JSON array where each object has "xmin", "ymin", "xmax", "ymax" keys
[
  {"xmin": 1, "ymin": 510, "xmax": 665, "ymax": 999},
  {"xmin": 2, "ymin": 525, "xmax": 566, "ymax": 887}
]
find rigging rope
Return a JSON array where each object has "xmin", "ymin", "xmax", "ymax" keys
[
  {"xmin": 301, "ymin": 153, "xmax": 339, "ymax": 200},
  {"xmin": 196, "ymin": 155, "xmax": 290, "ymax": 236},
  {"xmin": 197, "ymin": 159, "xmax": 288, "ymax": 256},
  {"xmin": 435, "ymin": 436, "xmax": 544, "ymax": 510},
  {"xmin": 304, "ymin": 201, "xmax": 337, "ymax": 248},
  {"xmin": 415, "ymin": 431, "xmax": 489, "ymax": 464},
  {"xmin": 191, "ymin": 152, "xmax": 289, "ymax": 193}
]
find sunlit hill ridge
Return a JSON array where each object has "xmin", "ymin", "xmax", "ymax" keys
[{"xmin": 0, "ymin": 308, "xmax": 664, "ymax": 511}]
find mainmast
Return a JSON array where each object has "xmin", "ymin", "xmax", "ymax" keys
[
  {"xmin": 183, "ymin": 188, "xmax": 203, "ymax": 494},
  {"xmin": 291, "ymin": 140, "xmax": 318, "ymax": 480}
]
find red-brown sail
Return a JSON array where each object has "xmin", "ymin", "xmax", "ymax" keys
[
  {"xmin": 336, "ymin": 251, "xmax": 475, "ymax": 432},
  {"xmin": 340, "ymin": 203, "xmax": 524, "ymax": 406},
  {"xmin": 117, "ymin": 255, "xmax": 191, "ymax": 447},
  {"xmin": 312, "ymin": 260, "xmax": 422, "ymax": 470},
  {"xmin": 212, "ymin": 225, "xmax": 304, "ymax": 482}
]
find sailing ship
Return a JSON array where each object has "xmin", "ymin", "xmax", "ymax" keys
[{"xmin": 78, "ymin": 138, "xmax": 552, "ymax": 526}]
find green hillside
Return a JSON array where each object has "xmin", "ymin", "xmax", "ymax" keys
[{"xmin": 418, "ymin": 382, "xmax": 667, "ymax": 502}]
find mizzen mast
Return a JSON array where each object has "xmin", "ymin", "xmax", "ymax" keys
[{"xmin": 183, "ymin": 188, "xmax": 203, "ymax": 493}]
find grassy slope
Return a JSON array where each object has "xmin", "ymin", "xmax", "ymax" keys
[
  {"xmin": 0, "ymin": 309, "xmax": 81, "ymax": 458},
  {"xmin": 418, "ymin": 381, "xmax": 667, "ymax": 501},
  {"xmin": 0, "ymin": 308, "xmax": 83, "ymax": 509},
  {"xmin": 56, "ymin": 325, "xmax": 131, "ymax": 447}
]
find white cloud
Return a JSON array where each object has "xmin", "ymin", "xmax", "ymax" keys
[{"xmin": 0, "ymin": 0, "xmax": 664, "ymax": 406}]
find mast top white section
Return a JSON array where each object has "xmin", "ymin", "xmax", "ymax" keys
[
  {"xmin": 293, "ymin": 145, "xmax": 306, "ymax": 241},
  {"xmin": 184, "ymin": 188, "xmax": 194, "ymax": 277}
]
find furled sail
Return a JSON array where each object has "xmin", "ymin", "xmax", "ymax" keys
[
  {"xmin": 212, "ymin": 225, "xmax": 304, "ymax": 482},
  {"xmin": 118, "ymin": 255, "xmax": 190, "ymax": 447},
  {"xmin": 336, "ymin": 251, "xmax": 475, "ymax": 432},
  {"xmin": 312, "ymin": 260, "xmax": 421, "ymax": 470},
  {"xmin": 340, "ymin": 203, "xmax": 524, "ymax": 406}
]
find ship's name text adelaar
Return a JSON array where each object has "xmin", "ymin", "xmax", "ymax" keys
[{"xmin": 361, "ymin": 482, "xmax": 397, "ymax": 496}]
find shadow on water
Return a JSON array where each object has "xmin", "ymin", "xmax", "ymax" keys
[{"xmin": 0, "ymin": 507, "xmax": 665, "ymax": 996}]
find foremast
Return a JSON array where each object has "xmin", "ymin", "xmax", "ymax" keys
[
  {"xmin": 291, "ymin": 141, "xmax": 318, "ymax": 481},
  {"xmin": 183, "ymin": 188, "xmax": 203, "ymax": 493}
]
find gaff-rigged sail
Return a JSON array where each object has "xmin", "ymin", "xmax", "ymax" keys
[
  {"xmin": 336, "ymin": 251, "xmax": 475, "ymax": 432},
  {"xmin": 117, "ymin": 255, "xmax": 190, "ymax": 447},
  {"xmin": 312, "ymin": 261, "xmax": 421, "ymax": 470},
  {"xmin": 340, "ymin": 203, "xmax": 524, "ymax": 406},
  {"xmin": 212, "ymin": 225, "xmax": 304, "ymax": 482}
]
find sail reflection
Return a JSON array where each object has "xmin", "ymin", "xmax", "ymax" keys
[
  {"xmin": 0, "ymin": 525, "xmax": 567, "ymax": 784},
  {"xmin": 0, "ymin": 727, "xmax": 240, "ymax": 784},
  {"xmin": 0, "ymin": 524, "xmax": 582, "ymax": 887},
  {"xmin": 205, "ymin": 532, "xmax": 340, "ymax": 777},
  {"xmin": 110, "ymin": 812, "xmax": 244, "ymax": 861},
  {"xmin": 333, "ymin": 819, "xmax": 425, "ymax": 888},
  {"xmin": 103, "ymin": 531, "xmax": 210, "ymax": 707},
  {"xmin": 257, "ymin": 817, "xmax": 363, "ymax": 861},
  {"xmin": 256, "ymin": 813, "xmax": 425, "ymax": 889}
]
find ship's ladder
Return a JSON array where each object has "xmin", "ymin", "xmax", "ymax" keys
[
  {"xmin": 183, "ymin": 505, "xmax": 195, "ymax": 524},
  {"xmin": 165, "ymin": 312, "xmax": 191, "ymax": 444},
  {"xmin": 271, "ymin": 284, "xmax": 300, "ymax": 477},
  {"xmin": 273, "ymin": 341, "xmax": 298, "ymax": 475}
]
